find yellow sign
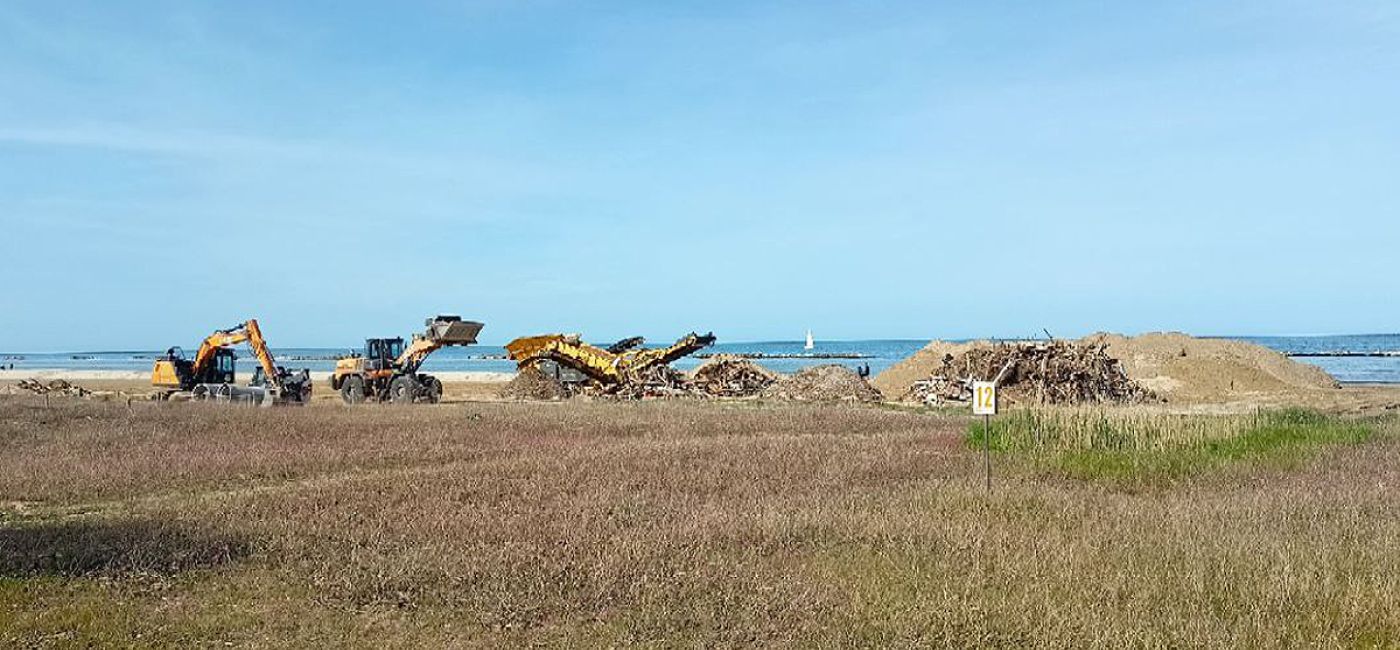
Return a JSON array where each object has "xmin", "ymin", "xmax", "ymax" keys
[{"xmin": 972, "ymin": 381, "xmax": 997, "ymax": 415}]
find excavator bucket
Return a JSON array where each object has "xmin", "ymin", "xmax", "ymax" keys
[{"xmin": 423, "ymin": 315, "xmax": 483, "ymax": 344}]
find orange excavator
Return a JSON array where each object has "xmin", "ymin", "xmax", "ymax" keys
[{"xmin": 151, "ymin": 319, "xmax": 312, "ymax": 405}]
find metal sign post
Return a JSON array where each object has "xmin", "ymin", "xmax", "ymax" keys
[{"xmin": 972, "ymin": 381, "xmax": 997, "ymax": 491}]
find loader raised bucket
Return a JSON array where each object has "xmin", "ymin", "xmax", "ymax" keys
[{"xmin": 423, "ymin": 315, "xmax": 484, "ymax": 344}]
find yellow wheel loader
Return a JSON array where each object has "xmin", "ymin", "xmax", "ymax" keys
[
  {"xmin": 151, "ymin": 319, "xmax": 312, "ymax": 405},
  {"xmin": 331, "ymin": 315, "xmax": 484, "ymax": 404}
]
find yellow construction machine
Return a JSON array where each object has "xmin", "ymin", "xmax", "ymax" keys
[
  {"xmin": 505, "ymin": 331, "xmax": 715, "ymax": 386},
  {"xmin": 331, "ymin": 315, "xmax": 484, "ymax": 404},
  {"xmin": 151, "ymin": 319, "xmax": 312, "ymax": 405}
]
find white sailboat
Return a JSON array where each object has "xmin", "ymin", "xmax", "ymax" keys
[{"xmin": 804, "ymin": 329, "xmax": 815, "ymax": 351}]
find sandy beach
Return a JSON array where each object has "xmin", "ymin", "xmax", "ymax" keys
[{"xmin": 0, "ymin": 369, "xmax": 515, "ymax": 404}]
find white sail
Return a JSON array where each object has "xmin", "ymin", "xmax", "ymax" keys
[{"xmin": 804, "ymin": 329, "xmax": 815, "ymax": 350}]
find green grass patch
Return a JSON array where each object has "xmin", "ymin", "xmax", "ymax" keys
[{"xmin": 967, "ymin": 408, "xmax": 1375, "ymax": 485}]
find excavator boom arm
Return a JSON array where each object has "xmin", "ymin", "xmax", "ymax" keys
[
  {"xmin": 243, "ymin": 320, "xmax": 284, "ymax": 393},
  {"xmin": 190, "ymin": 325, "xmax": 249, "ymax": 378},
  {"xmin": 188, "ymin": 320, "xmax": 285, "ymax": 393}
]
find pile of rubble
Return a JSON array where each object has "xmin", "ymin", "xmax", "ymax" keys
[
  {"xmin": 499, "ymin": 359, "xmax": 884, "ymax": 403},
  {"xmin": 12, "ymin": 378, "xmax": 92, "ymax": 398},
  {"xmin": 606, "ymin": 366, "xmax": 695, "ymax": 400},
  {"xmin": 760, "ymin": 365, "xmax": 883, "ymax": 402},
  {"xmin": 497, "ymin": 366, "xmax": 571, "ymax": 400},
  {"xmin": 905, "ymin": 340, "xmax": 1153, "ymax": 406},
  {"xmin": 688, "ymin": 356, "xmax": 778, "ymax": 397}
]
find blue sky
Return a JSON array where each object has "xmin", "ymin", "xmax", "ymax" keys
[{"xmin": 1, "ymin": 1, "xmax": 1397, "ymax": 351}]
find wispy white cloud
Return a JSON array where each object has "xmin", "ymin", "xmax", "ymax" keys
[{"xmin": 0, "ymin": 124, "xmax": 311, "ymax": 159}]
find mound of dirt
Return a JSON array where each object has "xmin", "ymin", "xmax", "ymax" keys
[
  {"xmin": 762, "ymin": 365, "xmax": 882, "ymax": 402},
  {"xmin": 876, "ymin": 332, "xmax": 1340, "ymax": 405},
  {"xmin": 498, "ymin": 366, "xmax": 569, "ymax": 400},
  {"xmin": 689, "ymin": 356, "xmax": 778, "ymax": 397},
  {"xmin": 907, "ymin": 340, "xmax": 1153, "ymax": 406}
]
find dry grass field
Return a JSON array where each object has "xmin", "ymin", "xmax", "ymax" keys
[{"xmin": 2, "ymin": 396, "xmax": 1398, "ymax": 647}]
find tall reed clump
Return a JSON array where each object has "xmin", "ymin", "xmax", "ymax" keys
[{"xmin": 968, "ymin": 407, "xmax": 1374, "ymax": 484}]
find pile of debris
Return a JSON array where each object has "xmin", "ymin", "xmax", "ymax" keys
[
  {"xmin": 502, "ymin": 364, "xmax": 702, "ymax": 401},
  {"xmin": 499, "ymin": 358, "xmax": 887, "ymax": 403},
  {"xmin": 760, "ymin": 365, "xmax": 883, "ymax": 402},
  {"xmin": 13, "ymin": 378, "xmax": 92, "ymax": 398},
  {"xmin": 905, "ymin": 340, "xmax": 1153, "ymax": 406},
  {"xmin": 606, "ymin": 365, "xmax": 696, "ymax": 400},
  {"xmin": 497, "ymin": 366, "xmax": 571, "ymax": 400},
  {"xmin": 688, "ymin": 356, "xmax": 778, "ymax": 398}
]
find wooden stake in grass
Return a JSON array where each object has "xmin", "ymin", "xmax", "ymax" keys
[
  {"xmin": 984, "ymin": 413, "xmax": 991, "ymax": 492},
  {"xmin": 973, "ymin": 381, "xmax": 998, "ymax": 492}
]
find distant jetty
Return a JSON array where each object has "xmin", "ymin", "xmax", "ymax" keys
[
  {"xmin": 1289, "ymin": 352, "xmax": 1400, "ymax": 358},
  {"xmin": 695, "ymin": 352, "xmax": 872, "ymax": 360}
]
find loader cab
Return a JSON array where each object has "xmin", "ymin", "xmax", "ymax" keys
[{"xmin": 364, "ymin": 337, "xmax": 405, "ymax": 372}]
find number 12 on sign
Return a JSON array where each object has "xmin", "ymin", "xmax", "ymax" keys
[{"xmin": 972, "ymin": 381, "xmax": 997, "ymax": 416}]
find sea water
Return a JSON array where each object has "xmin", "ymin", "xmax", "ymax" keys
[{"xmin": 3, "ymin": 335, "xmax": 1399, "ymax": 384}]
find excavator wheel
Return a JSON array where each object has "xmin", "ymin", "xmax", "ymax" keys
[
  {"xmin": 340, "ymin": 375, "xmax": 366, "ymax": 404},
  {"xmin": 423, "ymin": 376, "xmax": 443, "ymax": 404},
  {"xmin": 389, "ymin": 375, "xmax": 418, "ymax": 404}
]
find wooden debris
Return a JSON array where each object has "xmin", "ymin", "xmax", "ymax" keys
[
  {"xmin": 906, "ymin": 341, "xmax": 1153, "ymax": 406},
  {"xmin": 14, "ymin": 378, "xmax": 91, "ymax": 398},
  {"xmin": 605, "ymin": 365, "xmax": 696, "ymax": 400}
]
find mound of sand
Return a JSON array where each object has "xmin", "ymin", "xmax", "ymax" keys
[
  {"xmin": 1086, "ymin": 332, "xmax": 1338, "ymax": 401},
  {"xmin": 762, "ymin": 365, "xmax": 882, "ymax": 402},
  {"xmin": 874, "ymin": 332, "xmax": 1339, "ymax": 405},
  {"xmin": 872, "ymin": 340, "xmax": 986, "ymax": 399},
  {"xmin": 498, "ymin": 366, "xmax": 569, "ymax": 400}
]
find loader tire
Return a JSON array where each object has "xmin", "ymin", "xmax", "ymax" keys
[
  {"xmin": 340, "ymin": 375, "xmax": 366, "ymax": 405},
  {"xmin": 389, "ymin": 375, "xmax": 418, "ymax": 404},
  {"xmin": 423, "ymin": 376, "xmax": 442, "ymax": 404}
]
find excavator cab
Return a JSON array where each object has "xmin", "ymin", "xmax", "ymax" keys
[
  {"xmin": 153, "ymin": 346, "xmax": 236, "ymax": 390},
  {"xmin": 212, "ymin": 349, "xmax": 235, "ymax": 384}
]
